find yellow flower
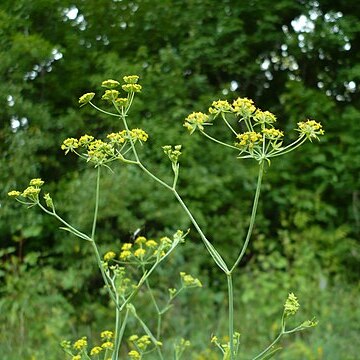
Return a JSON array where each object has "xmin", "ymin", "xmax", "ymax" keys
[
  {"xmin": 232, "ymin": 97, "xmax": 256, "ymax": 117},
  {"xmin": 129, "ymin": 334, "xmax": 139, "ymax": 342},
  {"xmin": 73, "ymin": 337, "xmax": 87, "ymax": 350},
  {"xmin": 284, "ymin": 292, "xmax": 300, "ymax": 316},
  {"xmin": 78, "ymin": 134, "xmax": 94, "ymax": 146},
  {"xmin": 79, "ymin": 92, "xmax": 95, "ymax": 106},
  {"xmin": 102, "ymin": 89, "xmax": 119, "ymax": 101},
  {"xmin": 180, "ymin": 272, "xmax": 202, "ymax": 288},
  {"xmin": 134, "ymin": 248, "xmax": 146, "ymax": 258},
  {"xmin": 72, "ymin": 356, "xmax": 81, "ymax": 360},
  {"xmin": 29, "ymin": 178, "xmax": 44, "ymax": 187},
  {"xmin": 135, "ymin": 236, "xmax": 147, "ymax": 244},
  {"xmin": 122, "ymin": 84, "xmax": 142, "ymax": 93},
  {"xmin": 101, "ymin": 341, "xmax": 113, "ymax": 349},
  {"xmin": 123, "ymin": 75, "xmax": 139, "ymax": 84},
  {"xmin": 101, "ymin": 330, "xmax": 114, "ymax": 340},
  {"xmin": 128, "ymin": 350, "xmax": 141, "ymax": 360},
  {"xmin": 254, "ymin": 109, "xmax": 277, "ymax": 124},
  {"xmin": 104, "ymin": 251, "xmax": 116, "ymax": 261},
  {"xmin": 90, "ymin": 346, "xmax": 103, "ymax": 355},
  {"xmin": 61, "ymin": 138, "xmax": 79, "ymax": 154},
  {"xmin": 208, "ymin": 100, "xmax": 232, "ymax": 115},
  {"xmin": 102, "ymin": 79, "xmax": 120, "ymax": 88},
  {"xmin": 44, "ymin": 193, "xmax": 54, "ymax": 208},
  {"xmin": 119, "ymin": 250, "xmax": 132, "ymax": 260},
  {"xmin": 130, "ymin": 128, "xmax": 149, "ymax": 142},
  {"xmin": 183, "ymin": 112, "xmax": 209, "ymax": 134},
  {"xmin": 236, "ymin": 131, "xmax": 262, "ymax": 149},
  {"xmin": 262, "ymin": 128, "xmax": 284, "ymax": 139},
  {"xmin": 22, "ymin": 186, "xmax": 41, "ymax": 198},
  {"xmin": 297, "ymin": 120, "xmax": 324, "ymax": 141},
  {"xmin": 8, "ymin": 190, "xmax": 21, "ymax": 197},
  {"xmin": 145, "ymin": 240, "xmax": 158, "ymax": 248},
  {"xmin": 115, "ymin": 97, "xmax": 128, "ymax": 106},
  {"xmin": 121, "ymin": 243, "xmax": 133, "ymax": 250}
]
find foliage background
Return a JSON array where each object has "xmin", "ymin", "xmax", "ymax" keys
[{"xmin": 0, "ymin": 0, "xmax": 359, "ymax": 359}]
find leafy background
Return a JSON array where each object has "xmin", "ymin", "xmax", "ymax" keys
[{"xmin": 0, "ymin": 0, "xmax": 359, "ymax": 359}]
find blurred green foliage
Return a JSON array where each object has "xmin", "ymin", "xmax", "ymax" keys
[{"xmin": 0, "ymin": 0, "xmax": 359, "ymax": 359}]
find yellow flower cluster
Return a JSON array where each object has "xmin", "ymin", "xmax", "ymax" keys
[
  {"xmin": 78, "ymin": 92, "xmax": 95, "ymax": 106},
  {"xmin": 183, "ymin": 112, "xmax": 210, "ymax": 134},
  {"xmin": 90, "ymin": 346, "xmax": 102, "ymax": 355},
  {"xmin": 118, "ymin": 235, "xmax": 172, "ymax": 263},
  {"xmin": 8, "ymin": 178, "xmax": 46, "ymax": 203},
  {"xmin": 102, "ymin": 89, "xmax": 119, "ymax": 101},
  {"xmin": 180, "ymin": 272, "xmax": 202, "ymax": 288},
  {"xmin": 73, "ymin": 337, "xmax": 87, "ymax": 350},
  {"xmin": 122, "ymin": 83, "xmax": 142, "ymax": 93},
  {"xmin": 104, "ymin": 251, "xmax": 116, "ymax": 261},
  {"xmin": 128, "ymin": 350, "xmax": 141, "ymax": 360},
  {"xmin": 236, "ymin": 131, "xmax": 263, "ymax": 148},
  {"xmin": 61, "ymin": 128, "xmax": 148, "ymax": 166},
  {"xmin": 262, "ymin": 128, "xmax": 284, "ymax": 140},
  {"xmin": 284, "ymin": 292, "xmax": 300, "ymax": 317},
  {"xmin": 254, "ymin": 109, "xmax": 277, "ymax": 124},
  {"xmin": 232, "ymin": 97, "xmax": 256, "ymax": 117},
  {"xmin": 297, "ymin": 120, "xmax": 325, "ymax": 140},
  {"xmin": 208, "ymin": 100, "xmax": 232, "ymax": 115},
  {"xmin": 163, "ymin": 145, "xmax": 182, "ymax": 163},
  {"xmin": 123, "ymin": 75, "xmax": 139, "ymax": 84},
  {"xmin": 102, "ymin": 79, "xmax": 120, "ymax": 88}
]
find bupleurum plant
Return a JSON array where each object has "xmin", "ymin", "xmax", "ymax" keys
[{"xmin": 8, "ymin": 75, "xmax": 323, "ymax": 359}]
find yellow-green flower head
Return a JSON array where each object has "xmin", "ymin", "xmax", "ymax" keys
[
  {"xmin": 284, "ymin": 292, "xmax": 300, "ymax": 317},
  {"xmin": 78, "ymin": 134, "xmax": 95, "ymax": 147},
  {"xmin": 163, "ymin": 145, "xmax": 182, "ymax": 163},
  {"xmin": 72, "ymin": 356, "xmax": 81, "ymax": 360},
  {"xmin": 180, "ymin": 272, "xmax": 202, "ymax": 288},
  {"xmin": 134, "ymin": 248, "xmax": 146, "ymax": 258},
  {"xmin": 130, "ymin": 128, "xmax": 149, "ymax": 142},
  {"xmin": 102, "ymin": 89, "xmax": 119, "ymax": 101},
  {"xmin": 236, "ymin": 131, "xmax": 263, "ymax": 149},
  {"xmin": 297, "ymin": 120, "xmax": 324, "ymax": 141},
  {"xmin": 101, "ymin": 341, "xmax": 114, "ymax": 350},
  {"xmin": 146, "ymin": 239, "xmax": 158, "ymax": 248},
  {"xmin": 73, "ymin": 337, "xmax": 87, "ymax": 350},
  {"xmin": 115, "ymin": 97, "xmax": 128, "ymax": 107},
  {"xmin": 61, "ymin": 138, "xmax": 79, "ymax": 154},
  {"xmin": 209, "ymin": 100, "xmax": 232, "ymax": 115},
  {"xmin": 135, "ymin": 236, "xmax": 147, "ymax": 244},
  {"xmin": 123, "ymin": 75, "xmax": 139, "ymax": 84},
  {"xmin": 254, "ymin": 109, "xmax": 277, "ymax": 124},
  {"xmin": 262, "ymin": 128, "xmax": 284, "ymax": 140},
  {"xmin": 119, "ymin": 250, "xmax": 132, "ymax": 260},
  {"xmin": 100, "ymin": 330, "xmax": 114, "ymax": 340},
  {"xmin": 79, "ymin": 92, "xmax": 95, "ymax": 106},
  {"xmin": 29, "ymin": 178, "xmax": 44, "ymax": 187},
  {"xmin": 90, "ymin": 346, "xmax": 103, "ymax": 355},
  {"xmin": 87, "ymin": 140, "xmax": 114, "ymax": 163},
  {"xmin": 101, "ymin": 79, "xmax": 120, "ymax": 88},
  {"xmin": 22, "ymin": 186, "xmax": 41, "ymax": 199},
  {"xmin": 104, "ymin": 251, "xmax": 116, "ymax": 261},
  {"xmin": 8, "ymin": 190, "xmax": 21, "ymax": 197},
  {"xmin": 128, "ymin": 350, "xmax": 141, "ymax": 360},
  {"xmin": 232, "ymin": 97, "xmax": 256, "ymax": 117},
  {"xmin": 121, "ymin": 243, "xmax": 133, "ymax": 250},
  {"xmin": 183, "ymin": 112, "xmax": 210, "ymax": 134},
  {"xmin": 137, "ymin": 335, "xmax": 151, "ymax": 350},
  {"xmin": 122, "ymin": 83, "xmax": 142, "ymax": 93},
  {"xmin": 44, "ymin": 193, "xmax": 54, "ymax": 208},
  {"xmin": 129, "ymin": 334, "xmax": 139, "ymax": 342},
  {"xmin": 107, "ymin": 131, "xmax": 127, "ymax": 144}
]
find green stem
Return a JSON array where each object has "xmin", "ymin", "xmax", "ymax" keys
[
  {"xmin": 144, "ymin": 275, "xmax": 162, "ymax": 338},
  {"xmin": 89, "ymin": 102, "xmax": 120, "ymax": 117},
  {"xmin": 173, "ymin": 190, "xmax": 229, "ymax": 273},
  {"xmin": 251, "ymin": 332, "xmax": 283, "ymax": 360},
  {"xmin": 269, "ymin": 135, "xmax": 306, "ymax": 158},
  {"xmin": 230, "ymin": 161, "xmax": 264, "ymax": 272},
  {"xmin": 222, "ymin": 113, "xmax": 238, "ymax": 136},
  {"xmin": 113, "ymin": 304, "xmax": 129, "ymax": 360},
  {"xmin": 200, "ymin": 130, "xmax": 239, "ymax": 150},
  {"xmin": 227, "ymin": 273, "xmax": 235, "ymax": 360}
]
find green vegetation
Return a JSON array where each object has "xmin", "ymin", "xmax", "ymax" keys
[{"xmin": 1, "ymin": 1, "xmax": 359, "ymax": 359}]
